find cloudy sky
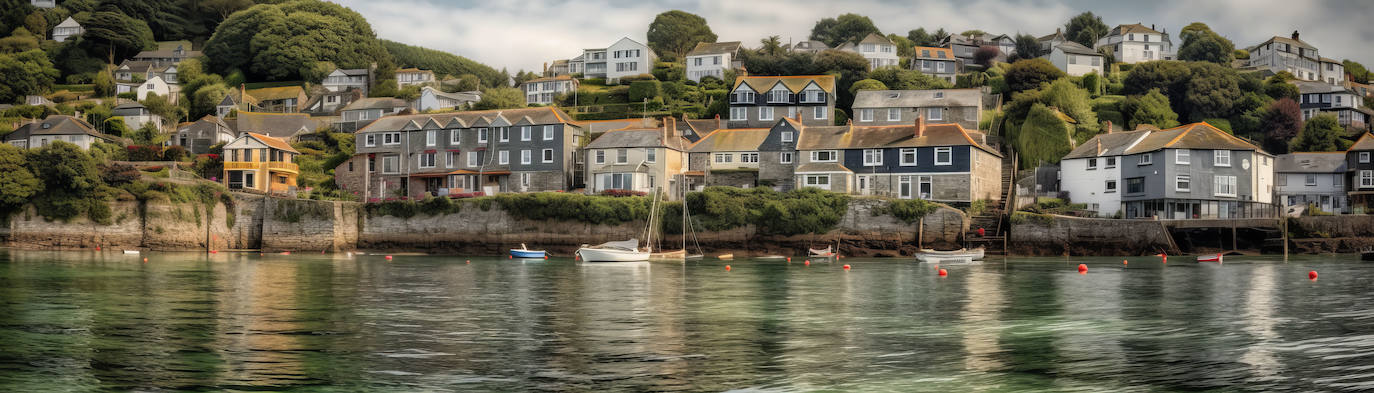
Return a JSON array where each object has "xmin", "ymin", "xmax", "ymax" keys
[{"xmin": 333, "ymin": 0, "xmax": 1374, "ymax": 73}]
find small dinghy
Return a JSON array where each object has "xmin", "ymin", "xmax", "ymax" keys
[
  {"xmin": 916, "ymin": 247, "xmax": 985, "ymax": 263},
  {"xmin": 510, "ymin": 243, "xmax": 546, "ymax": 258},
  {"xmin": 716, "ymin": 253, "xmax": 734, "ymax": 260},
  {"xmin": 755, "ymin": 255, "xmax": 788, "ymax": 261},
  {"xmin": 577, "ymin": 239, "xmax": 650, "ymax": 262},
  {"xmin": 1197, "ymin": 253, "xmax": 1223, "ymax": 263},
  {"xmin": 808, "ymin": 245, "xmax": 836, "ymax": 258},
  {"xmin": 122, "ymin": 250, "xmax": 140, "ymax": 255}
]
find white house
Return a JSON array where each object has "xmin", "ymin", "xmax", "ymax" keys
[
  {"xmin": 1059, "ymin": 126, "xmax": 1149, "ymax": 217},
  {"xmin": 52, "ymin": 16, "xmax": 82, "ymax": 42},
  {"xmin": 322, "ymin": 68, "xmax": 370, "ymax": 96},
  {"xmin": 1094, "ymin": 23, "xmax": 1174, "ymax": 63},
  {"xmin": 840, "ymin": 33, "xmax": 899, "ymax": 70},
  {"xmin": 412, "ymin": 86, "xmax": 480, "ymax": 112},
  {"xmin": 1275, "ymin": 152, "xmax": 1348, "ymax": 213},
  {"xmin": 605, "ymin": 37, "xmax": 656, "ymax": 82},
  {"xmin": 520, "ymin": 75, "xmax": 576, "ymax": 105},
  {"xmin": 1246, "ymin": 31, "xmax": 1321, "ymax": 82},
  {"xmin": 136, "ymin": 75, "xmax": 176, "ymax": 103},
  {"xmin": 395, "ymin": 68, "xmax": 435, "ymax": 88},
  {"xmin": 30, "ymin": 0, "xmax": 56, "ymax": 9},
  {"xmin": 1320, "ymin": 58, "xmax": 1345, "ymax": 85},
  {"xmin": 685, "ymin": 41, "xmax": 741, "ymax": 82},
  {"xmin": 1045, "ymin": 41, "xmax": 1104, "ymax": 77}
]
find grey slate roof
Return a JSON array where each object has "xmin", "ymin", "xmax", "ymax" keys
[
  {"xmin": 1055, "ymin": 41, "xmax": 1101, "ymax": 56},
  {"xmin": 1063, "ymin": 130, "xmax": 1151, "ymax": 159},
  {"xmin": 357, "ymin": 107, "xmax": 578, "ymax": 133},
  {"xmin": 341, "ymin": 97, "xmax": 408, "ymax": 111},
  {"xmin": 852, "ymin": 89, "xmax": 982, "ymax": 109},
  {"xmin": 586, "ymin": 128, "xmax": 689, "ymax": 151},
  {"xmin": 1296, "ymin": 80, "xmax": 1348, "ymax": 94},
  {"xmin": 1276, "ymin": 153, "xmax": 1347, "ymax": 173},
  {"xmin": 686, "ymin": 41, "xmax": 741, "ymax": 56}
]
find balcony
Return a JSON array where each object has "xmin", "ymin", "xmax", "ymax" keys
[{"xmin": 223, "ymin": 161, "xmax": 299, "ymax": 174}]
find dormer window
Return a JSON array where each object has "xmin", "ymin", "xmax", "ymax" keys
[
  {"xmin": 768, "ymin": 85, "xmax": 791, "ymax": 103},
  {"xmin": 800, "ymin": 86, "xmax": 825, "ymax": 103},
  {"xmin": 733, "ymin": 89, "xmax": 756, "ymax": 104}
]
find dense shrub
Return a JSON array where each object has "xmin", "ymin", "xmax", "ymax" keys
[
  {"xmin": 101, "ymin": 163, "xmax": 140, "ymax": 185},
  {"xmin": 871, "ymin": 198, "xmax": 939, "ymax": 223},
  {"xmin": 686, "ymin": 187, "xmax": 849, "ymax": 235}
]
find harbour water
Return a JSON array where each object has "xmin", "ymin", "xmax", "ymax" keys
[{"xmin": 0, "ymin": 249, "xmax": 1370, "ymax": 391}]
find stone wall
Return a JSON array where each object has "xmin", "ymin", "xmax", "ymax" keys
[
  {"xmin": 4, "ymin": 202, "xmax": 145, "ymax": 249},
  {"xmin": 1288, "ymin": 215, "xmax": 1374, "ymax": 253},
  {"xmin": 1009, "ymin": 213, "xmax": 1176, "ymax": 256},
  {"xmin": 259, "ymin": 198, "xmax": 359, "ymax": 252}
]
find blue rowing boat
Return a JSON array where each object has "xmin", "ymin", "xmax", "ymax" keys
[{"xmin": 510, "ymin": 243, "xmax": 546, "ymax": 258}]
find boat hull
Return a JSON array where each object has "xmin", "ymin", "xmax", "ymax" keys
[
  {"xmin": 510, "ymin": 249, "xmax": 546, "ymax": 258},
  {"xmin": 1197, "ymin": 255, "xmax": 1223, "ymax": 262},
  {"xmin": 916, "ymin": 248, "xmax": 985, "ymax": 261},
  {"xmin": 577, "ymin": 248, "xmax": 650, "ymax": 262}
]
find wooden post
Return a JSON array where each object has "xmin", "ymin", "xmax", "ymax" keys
[
  {"xmin": 1282, "ymin": 217, "xmax": 1289, "ymax": 261},
  {"xmin": 1231, "ymin": 219, "xmax": 1237, "ymax": 252},
  {"xmin": 917, "ymin": 217, "xmax": 924, "ymax": 250}
]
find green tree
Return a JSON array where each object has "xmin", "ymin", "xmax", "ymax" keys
[
  {"xmin": 450, "ymin": 74, "xmax": 481, "ymax": 92},
  {"xmin": 1004, "ymin": 58, "xmax": 1065, "ymax": 93},
  {"xmin": 868, "ymin": 67, "xmax": 952, "ymax": 90},
  {"xmin": 1122, "ymin": 88, "xmax": 1179, "ymax": 129},
  {"xmin": 1016, "ymin": 103, "xmax": 1075, "ymax": 167},
  {"xmin": 472, "ymin": 87, "xmax": 524, "ymax": 110},
  {"xmin": 1064, "ymin": 12, "xmax": 1108, "ymax": 48},
  {"xmin": 1344, "ymin": 60, "xmax": 1369, "ymax": 84},
  {"xmin": 848, "ymin": 78, "xmax": 887, "ymax": 94},
  {"xmin": 0, "ymin": 0, "xmax": 33, "ymax": 36},
  {"xmin": 383, "ymin": 40, "xmax": 503, "ymax": 89},
  {"xmin": 191, "ymin": 82, "xmax": 231, "ymax": 118},
  {"xmin": 78, "ymin": 9, "xmax": 157, "ymax": 61},
  {"xmin": 1260, "ymin": 98, "xmax": 1302, "ymax": 154},
  {"xmin": 27, "ymin": 141, "xmax": 102, "ymax": 193},
  {"xmin": 0, "ymin": 143, "xmax": 40, "ymax": 210},
  {"xmin": 1290, "ymin": 113, "xmax": 1343, "ymax": 152},
  {"xmin": 204, "ymin": 1, "xmax": 394, "ymax": 82},
  {"xmin": 809, "ymin": 13, "xmax": 881, "ymax": 48},
  {"xmin": 0, "ymin": 49, "xmax": 59, "ymax": 103},
  {"xmin": 907, "ymin": 27, "xmax": 938, "ymax": 46},
  {"xmin": 646, "ymin": 10, "xmax": 716, "ymax": 61},
  {"xmin": 1011, "ymin": 33, "xmax": 1044, "ymax": 61},
  {"xmin": 814, "ymin": 49, "xmax": 870, "ymax": 110},
  {"xmin": 92, "ymin": 67, "xmax": 115, "ymax": 97},
  {"xmin": 131, "ymin": 122, "xmax": 160, "ymax": 145},
  {"xmin": 301, "ymin": 61, "xmax": 336, "ymax": 84},
  {"xmin": 1176, "ymin": 22, "xmax": 1234, "ymax": 64},
  {"xmin": 0, "ymin": 26, "xmax": 40, "ymax": 54},
  {"xmin": 22, "ymin": 11, "xmax": 44, "ymax": 35},
  {"xmin": 628, "ymin": 80, "xmax": 662, "ymax": 102},
  {"xmin": 759, "ymin": 35, "xmax": 784, "ymax": 57},
  {"xmin": 960, "ymin": 30, "xmax": 987, "ymax": 37},
  {"xmin": 1182, "ymin": 62, "xmax": 1241, "ymax": 121}
]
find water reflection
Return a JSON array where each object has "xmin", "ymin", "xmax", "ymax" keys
[{"xmin": 0, "ymin": 250, "xmax": 1371, "ymax": 391}]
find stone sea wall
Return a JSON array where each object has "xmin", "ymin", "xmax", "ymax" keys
[{"xmin": 1008, "ymin": 213, "xmax": 1177, "ymax": 256}]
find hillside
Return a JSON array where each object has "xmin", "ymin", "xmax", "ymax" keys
[{"xmin": 383, "ymin": 39, "xmax": 506, "ymax": 89}]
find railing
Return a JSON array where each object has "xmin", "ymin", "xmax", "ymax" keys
[
  {"xmin": 267, "ymin": 162, "xmax": 299, "ymax": 172},
  {"xmin": 223, "ymin": 161, "xmax": 299, "ymax": 173},
  {"xmin": 223, "ymin": 161, "xmax": 257, "ymax": 170}
]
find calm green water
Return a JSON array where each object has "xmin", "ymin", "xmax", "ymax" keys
[{"xmin": 0, "ymin": 250, "xmax": 1370, "ymax": 392}]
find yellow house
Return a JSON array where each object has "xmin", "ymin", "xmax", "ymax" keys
[{"xmin": 223, "ymin": 132, "xmax": 299, "ymax": 194}]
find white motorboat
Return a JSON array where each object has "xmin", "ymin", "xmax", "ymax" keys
[
  {"xmin": 809, "ymin": 245, "xmax": 836, "ymax": 258},
  {"xmin": 916, "ymin": 247, "xmax": 985, "ymax": 263},
  {"xmin": 577, "ymin": 239, "xmax": 650, "ymax": 262}
]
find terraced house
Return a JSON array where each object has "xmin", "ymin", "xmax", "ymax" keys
[
  {"xmin": 728, "ymin": 75, "xmax": 835, "ymax": 128},
  {"xmin": 791, "ymin": 117, "xmax": 1003, "ymax": 202},
  {"xmin": 1116, "ymin": 123, "xmax": 1276, "ymax": 219},
  {"xmin": 851, "ymin": 88, "xmax": 984, "ymax": 130},
  {"xmin": 584, "ymin": 118, "xmax": 691, "ymax": 200},
  {"xmin": 684, "ymin": 127, "xmax": 770, "ymax": 190},
  {"xmin": 336, "ymin": 107, "xmax": 585, "ymax": 200}
]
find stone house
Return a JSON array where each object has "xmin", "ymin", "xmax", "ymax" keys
[
  {"xmin": 3, "ymin": 115, "xmax": 121, "ymax": 150},
  {"xmin": 684, "ymin": 127, "xmax": 770, "ymax": 190},
  {"xmin": 728, "ymin": 75, "xmax": 835, "ymax": 128},
  {"xmin": 911, "ymin": 46, "xmax": 961, "ymax": 83},
  {"xmin": 1116, "ymin": 123, "xmax": 1277, "ymax": 219},
  {"xmin": 1347, "ymin": 133, "xmax": 1374, "ymax": 213},
  {"xmin": 222, "ymin": 133, "xmax": 299, "ymax": 195},
  {"xmin": 583, "ymin": 118, "xmax": 690, "ymax": 200},
  {"xmin": 680, "ymin": 115, "xmax": 725, "ymax": 144},
  {"xmin": 685, "ymin": 41, "xmax": 741, "ymax": 82},
  {"xmin": 1275, "ymin": 152, "xmax": 1348, "ymax": 213},
  {"xmin": 851, "ymin": 88, "xmax": 984, "ymax": 130},
  {"xmin": 1094, "ymin": 23, "xmax": 1174, "ymax": 63},
  {"xmin": 174, "ymin": 115, "xmax": 234, "ymax": 154},
  {"xmin": 395, "ymin": 68, "xmax": 435, "ymax": 88},
  {"xmin": 338, "ymin": 107, "xmax": 586, "ymax": 200}
]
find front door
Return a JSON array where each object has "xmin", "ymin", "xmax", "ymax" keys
[
  {"xmin": 918, "ymin": 176, "xmax": 932, "ymax": 199},
  {"xmin": 857, "ymin": 175, "xmax": 870, "ymax": 195},
  {"xmin": 243, "ymin": 172, "xmax": 255, "ymax": 190},
  {"xmin": 898, "ymin": 176, "xmax": 913, "ymax": 199}
]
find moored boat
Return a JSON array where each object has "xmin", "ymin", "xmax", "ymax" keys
[
  {"xmin": 808, "ymin": 246, "xmax": 836, "ymax": 258},
  {"xmin": 577, "ymin": 239, "xmax": 650, "ymax": 262},
  {"xmin": 1197, "ymin": 253, "xmax": 1223, "ymax": 263},
  {"xmin": 510, "ymin": 243, "xmax": 546, "ymax": 258},
  {"xmin": 916, "ymin": 247, "xmax": 984, "ymax": 262}
]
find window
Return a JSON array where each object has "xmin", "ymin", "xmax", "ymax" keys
[
  {"xmin": 426, "ymin": 130, "xmax": 436, "ymax": 146},
  {"xmin": 521, "ymin": 173, "xmax": 531, "ymax": 188},
  {"xmin": 888, "ymin": 108, "xmax": 901, "ymax": 121},
  {"xmin": 595, "ymin": 150, "xmax": 605, "ymax": 164},
  {"xmin": 499, "ymin": 127, "xmax": 509, "ymax": 142},
  {"xmin": 787, "ymin": 106, "xmax": 797, "ymax": 119},
  {"xmin": 730, "ymin": 107, "xmax": 747, "ymax": 121},
  {"xmin": 1305, "ymin": 174, "xmax": 1318, "ymax": 186},
  {"xmin": 1361, "ymin": 152, "xmax": 1370, "ymax": 163},
  {"xmin": 859, "ymin": 109, "xmax": 874, "ymax": 122},
  {"xmin": 446, "ymin": 151, "xmax": 455, "ymax": 168},
  {"xmin": 780, "ymin": 152, "xmax": 794, "ymax": 164},
  {"xmin": 1214, "ymin": 150, "xmax": 1231, "ymax": 167},
  {"xmin": 934, "ymin": 147, "xmax": 952, "ymax": 165},
  {"xmin": 811, "ymin": 150, "xmax": 838, "ymax": 162},
  {"xmin": 542, "ymin": 149, "xmax": 554, "ymax": 163},
  {"xmin": 521, "ymin": 126, "xmax": 531, "ymax": 141},
  {"xmin": 927, "ymin": 107, "xmax": 942, "ymax": 121},
  {"xmin": 814, "ymin": 106, "xmax": 827, "ymax": 119},
  {"xmin": 498, "ymin": 150, "xmax": 509, "ymax": 165},
  {"xmin": 382, "ymin": 155, "xmax": 399, "ymax": 174},
  {"xmin": 937, "ymin": 62, "xmax": 946, "ymax": 72},
  {"xmin": 733, "ymin": 90, "xmax": 756, "ymax": 103},
  {"xmin": 1176, "ymin": 175, "xmax": 1191, "ymax": 192},
  {"xmin": 1127, "ymin": 177, "xmax": 1144, "ymax": 194},
  {"xmin": 543, "ymin": 125, "xmax": 554, "ymax": 140},
  {"xmin": 1105, "ymin": 180, "xmax": 1117, "ymax": 193},
  {"xmin": 1138, "ymin": 153, "xmax": 1152, "ymax": 165},
  {"xmin": 616, "ymin": 149, "xmax": 628, "ymax": 164},
  {"xmin": 804, "ymin": 174, "xmax": 830, "ymax": 189},
  {"xmin": 419, "ymin": 153, "xmax": 436, "ymax": 168},
  {"xmin": 450, "ymin": 129, "xmax": 461, "ymax": 144},
  {"xmin": 863, "ymin": 149, "xmax": 883, "ymax": 166},
  {"xmin": 1215, "ymin": 175, "xmax": 1237, "ymax": 197},
  {"xmin": 1106, "ymin": 157, "xmax": 1116, "ymax": 168},
  {"xmin": 759, "ymin": 107, "xmax": 774, "ymax": 121},
  {"xmin": 365, "ymin": 134, "xmax": 376, "ymax": 147},
  {"xmin": 801, "ymin": 88, "xmax": 824, "ymax": 103},
  {"xmin": 714, "ymin": 153, "xmax": 733, "ymax": 163},
  {"xmin": 769, "ymin": 86, "xmax": 791, "ymax": 102},
  {"xmin": 742, "ymin": 153, "xmax": 758, "ymax": 163},
  {"xmin": 383, "ymin": 132, "xmax": 401, "ymax": 145},
  {"xmin": 1278, "ymin": 175, "xmax": 1287, "ymax": 186},
  {"xmin": 368, "ymin": 157, "xmax": 375, "ymax": 171},
  {"xmin": 521, "ymin": 150, "xmax": 531, "ymax": 165},
  {"xmin": 468, "ymin": 151, "xmax": 481, "ymax": 167},
  {"xmin": 900, "ymin": 148, "xmax": 917, "ymax": 165},
  {"xmin": 1176, "ymin": 149, "xmax": 1190, "ymax": 164},
  {"xmin": 1087, "ymin": 158, "xmax": 1098, "ymax": 170},
  {"xmin": 646, "ymin": 148, "xmax": 656, "ymax": 163},
  {"xmin": 782, "ymin": 131, "xmax": 794, "ymax": 143},
  {"xmin": 478, "ymin": 128, "xmax": 488, "ymax": 143}
]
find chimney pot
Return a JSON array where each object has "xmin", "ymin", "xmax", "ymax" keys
[
  {"xmin": 1292, "ymin": 30, "xmax": 1300, "ymax": 40},
  {"xmin": 915, "ymin": 115, "xmax": 925, "ymax": 138},
  {"xmin": 1105, "ymin": 120, "xmax": 1113, "ymax": 134}
]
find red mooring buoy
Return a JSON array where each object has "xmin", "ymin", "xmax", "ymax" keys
[
  {"xmin": 804, "ymin": 260, "xmax": 810, "ymax": 266},
  {"xmin": 843, "ymin": 264, "xmax": 851, "ymax": 270},
  {"xmin": 1309, "ymin": 271, "xmax": 1318, "ymax": 281},
  {"xmin": 1123, "ymin": 259, "xmax": 1128, "ymax": 266},
  {"xmin": 938, "ymin": 268, "xmax": 948, "ymax": 277},
  {"xmin": 1078, "ymin": 264, "xmax": 1088, "ymax": 274},
  {"xmin": 725, "ymin": 265, "xmax": 732, "ymax": 271},
  {"xmin": 385, "ymin": 255, "xmax": 393, "ymax": 260}
]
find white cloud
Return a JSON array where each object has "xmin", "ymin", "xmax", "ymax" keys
[{"xmin": 334, "ymin": 0, "xmax": 1374, "ymax": 73}]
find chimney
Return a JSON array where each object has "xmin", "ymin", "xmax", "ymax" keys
[
  {"xmin": 542, "ymin": 62, "xmax": 548, "ymax": 75},
  {"xmin": 739, "ymin": 66, "xmax": 749, "ymax": 77},
  {"xmin": 1105, "ymin": 120, "xmax": 1113, "ymax": 134},
  {"xmin": 915, "ymin": 115, "xmax": 925, "ymax": 138},
  {"xmin": 794, "ymin": 109, "xmax": 802, "ymax": 123},
  {"xmin": 1292, "ymin": 30, "xmax": 1300, "ymax": 41},
  {"xmin": 665, "ymin": 116, "xmax": 677, "ymax": 139},
  {"xmin": 1151, "ymin": 24, "xmax": 1155, "ymax": 31},
  {"xmin": 714, "ymin": 113, "xmax": 721, "ymax": 129},
  {"xmin": 1095, "ymin": 137, "xmax": 1103, "ymax": 155}
]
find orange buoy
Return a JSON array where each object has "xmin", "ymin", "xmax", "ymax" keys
[
  {"xmin": 1077, "ymin": 264, "xmax": 1088, "ymax": 274},
  {"xmin": 843, "ymin": 264, "xmax": 851, "ymax": 270},
  {"xmin": 385, "ymin": 255, "xmax": 393, "ymax": 260},
  {"xmin": 938, "ymin": 268, "xmax": 948, "ymax": 277},
  {"xmin": 142, "ymin": 258, "xmax": 147, "ymax": 263},
  {"xmin": 1308, "ymin": 271, "xmax": 1318, "ymax": 280},
  {"xmin": 1123, "ymin": 259, "xmax": 1128, "ymax": 266},
  {"xmin": 281, "ymin": 251, "xmax": 290, "ymax": 255},
  {"xmin": 509, "ymin": 255, "xmax": 513, "ymax": 259},
  {"xmin": 96, "ymin": 246, "xmax": 101, "ymax": 251},
  {"xmin": 544, "ymin": 255, "xmax": 548, "ymax": 260},
  {"xmin": 210, "ymin": 250, "xmax": 218, "ymax": 254},
  {"xmin": 725, "ymin": 265, "xmax": 732, "ymax": 271},
  {"xmin": 804, "ymin": 260, "xmax": 811, "ymax": 266},
  {"xmin": 786, "ymin": 257, "xmax": 791, "ymax": 262},
  {"xmin": 466, "ymin": 260, "xmax": 470, "ymax": 264}
]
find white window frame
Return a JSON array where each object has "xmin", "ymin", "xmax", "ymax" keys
[
  {"xmin": 1214, "ymin": 150, "xmax": 1231, "ymax": 167},
  {"xmin": 811, "ymin": 150, "xmax": 838, "ymax": 163},
  {"xmin": 499, "ymin": 127, "xmax": 509, "ymax": 142},
  {"xmin": 934, "ymin": 147, "xmax": 953, "ymax": 165},
  {"xmin": 1106, "ymin": 157, "xmax": 1116, "ymax": 169},
  {"xmin": 1214, "ymin": 175, "xmax": 1237, "ymax": 197},
  {"xmin": 759, "ymin": 107, "xmax": 774, "ymax": 121},
  {"xmin": 477, "ymin": 128, "xmax": 488, "ymax": 143},
  {"xmin": 418, "ymin": 153, "xmax": 436, "ymax": 168},
  {"xmin": 446, "ymin": 151, "xmax": 455, "ymax": 168},
  {"xmin": 380, "ymin": 155, "xmax": 401, "ymax": 174},
  {"xmin": 449, "ymin": 129, "xmax": 460, "ymax": 144},
  {"xmin": 1360, "ymin": 170, "xmax": 1374, "ymax": 188},
  {"xmin": 467, "ymin": 152, "xmax": 479, "ymax": 167},
  {"xmin": 1138, "ymin": 153, "xmax": 1152, "ymax": 165},
  {"xmin": 383, "ymin": 132, "xmax": 401, "ymax": 145},
  {"xmin": 714, "ymin": 153, "xmax": 733, "ymax": 163},
  {"xmin": 1087, "ymin": 158, "xmax": 1098, "ymax": 170},
  {"xmin": 863, "ymin": 149, "xmax": 883, "ymax": 166},
  {"xmin": 1176, "ymin": 149, "xmax": 1190, "ymax": 164},
  {"xmin": 1176, "ymin": 175, "xmax": 1191, "ymax": 192},
  {"xmin": 780, "ymin": 152, "xmax": 794, "ymax": 164},
  {"xmin": 804, "ymin": 174, "xmax": 831, "ymax": 189},
  {"xmin": 887, "ymin": 108, "xmax": 901, "ymax": 122},
  {"xmin": 859, "ymin": 109, "xmax": 874, "ymax": 122},
  {"xmin": 521, "ymin": 126, "xmax": 531, "ymax": 141},
  {"xmin": 742, "ymin": 153, "xmax": 758, "ymax": 163},
  {"xmin": 521, "ymin": 149, "xmax": 531, "ymax": 165},
  {"xmin": 616, "ymin": 149, "xmax": 628, "ymax": 164},
  {"xmin": 814, "ymin": 106, "xmax": 827, "ymax": 120},
  {"xmin": 730, "ymin": 107, "xmax": 747, "ymax": 121},
  {"xmin": 927, "ymin": 107, "xmax": 942, "ymax": 121},
  {"xmin": 1105, "ymin": 180, "xmax": 1117, "ymax": 193},
  {"xmin": 1360, "ymin": 152, "xmax": 1371, "ymax": 163},
  {"xmin": 365, "ymin": 134, "xmax": 376, "ymax": 147},
  {"xmin": 498, "ymin": 150, "xmax": 509, "ymax": 165},
  {"xmin": 426, "ymin": 130, "xmax": 436, "ymax": 146},
  {"xmin": 768, "ymin": 86, "xmax": 791, "ymax": 103},
  {"xmin": 900, "ymin": 148, "xmax": 917, "ymax": 166},
  {"xmin": 1305, "ymin": 174, "xmax": 1318, "ymax": 186},
  {"xmin": 646, "ymin": 148, "xmax": 656, "ymax": 163},
  {"xmin": 542, "ymin": 148, "xmax": 554, "ymax": 163},
  {"xmin": 543, "ymin": 125, "xmax": 554, "ymax": 141},
  {"xmin": 781, "ymin": 131, "xmax": 794, "ymax": 143},
  {"xmin": 595, "ymin": 150, "xmax": 605, "ymax": 164}
]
